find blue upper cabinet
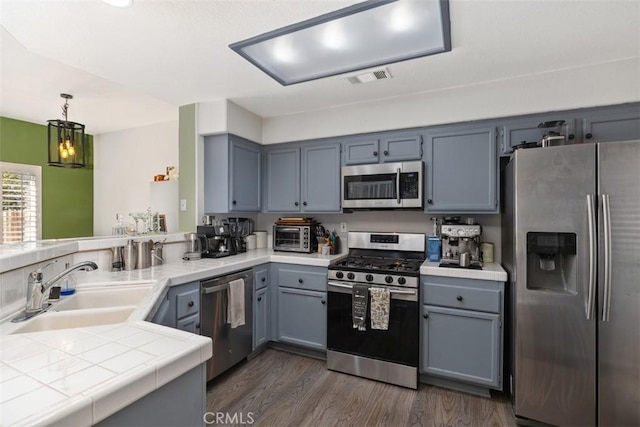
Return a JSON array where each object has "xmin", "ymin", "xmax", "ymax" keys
[
  {"xmin": 204, "ymin": 134, "xmax": 261, "ymax": 213},
  {"xmin": 425, "ymin": 126, "xmax": 498, "ymax": 213},
  {"xmin": 343, "ymin": 132, "xmax": 422, "ymax": 165},
  {"xmin": 500, "ymin": 118, "xmax": 576, "ymax": 155},
  {"xmin": 343, "ymin": 139, "xmax": 380, "ymax": 165},
  {"xmin": 380, "ymin": 134, "xmax": 423, "ymax": 162},
  {"xmin": 264, "ymin": 146, "xmax": 300, "ymax": 212},
  {"xmin": 264, "ymin": 142, "xmax": 341, "ymax": 213},
  {"xmin": 301, "ymin": 143, "xmax": 341, "ymax": 212},
  {"xmin": 580, "ymin": 105, "xmax": 640, "ymax": 143}
]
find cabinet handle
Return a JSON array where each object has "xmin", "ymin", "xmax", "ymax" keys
[
  {"xmin": 232, "ymin": 200, "xmax": 237, "ymax": 205},
  {"xmin": 568, "ymin": 133, "xmax": 575, "ymax": 140},
  {"xmin": 303, "ymin": 201, "xmax": 307, "ymax": 206},
  {"xmin": 423, "ymin": 313, "xmax": 429, "ymax": 319},
  {"xmin": 257, "ymin": 297, "xmax": 262, "ymax": 302},
  {"xmin": 373, "ymin": 151, "xmax": 378, "ymax": 156},
  {"xmin": 321, "ymin": 299, "xmax": 326, "ymax": 305},
  {"xmin": 188, "ymin": 301, "xmax": 194, "ymax": 307},
  {"xmin": 294, "ymin": 201, "xmax": 299, "ymax": 206},
  {"xmin": 261, "ymin": 277, "xmax": 266, "ymax": 282},
  {"xmin": 427, "ymin": 199, "xmax": 433, "ymax": 204},
  {"xmin": 383, "ymin": 150, "xmax": 389, "ymax": 156},
  {"xmin": 585, "ymin": 133, "xmax": 593, "ymax": 139},
  {"xmin": 196, "ymin": 323, "xmax": 200, "ymax": 329},
  {"xmin": 298, "ymin": 278, "xmax": 303, "ymax": 283},
  {"xmin": 456, "ymin": 295, "xmax": 463, "ymax": 301}
]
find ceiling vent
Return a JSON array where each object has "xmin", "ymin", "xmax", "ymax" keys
[{"xmin": 345, "ymin": 68, "xmax": 392, "ymax": 84}]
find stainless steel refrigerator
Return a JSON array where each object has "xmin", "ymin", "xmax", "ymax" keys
[{"xmin": 502, "ymin": 140, "xmax": 640, "ymax": 426}]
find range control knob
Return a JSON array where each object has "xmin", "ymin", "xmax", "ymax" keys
[
  {"xmin": 385, "ymin": 276, "xmax": 394, "ymax": 284},
  {"xmin": 397, "ymin": 277, "xmax": 407, "ymax": 285},
  {"xmin": 366, "ymin": 274, "xmax": 374, "ymax": 282},
  {"xmin": 457, "ymin": 229, "xmax": 465, "ymax": 236},
  {"xmin": 335, "ymin": 271, "xmax": 344, "ymax": 279},
  {"xmin": 347, "ymin": 272, "xmax": 355, "ymax": 280}
]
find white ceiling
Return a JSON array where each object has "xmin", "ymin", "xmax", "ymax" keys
[{"xmin": 1, "ymin": 0, "xmax": 639, "ymax": 135}]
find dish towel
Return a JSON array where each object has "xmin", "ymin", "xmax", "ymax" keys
[
  {"xmin": 227, "ymin": 278, "xmax": 245, "ymax": 328},
  {"xmin": 352, "ymin": 284, "xmax": 369, "ymax": 331},
  {"xmin": 370, "ymin": 287, "xmax": 390, "ymax": 330}
]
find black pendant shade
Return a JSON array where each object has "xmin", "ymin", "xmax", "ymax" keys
[{"xmin": 47, "ymin": 94, "xmax": 87, "ymax": 168}]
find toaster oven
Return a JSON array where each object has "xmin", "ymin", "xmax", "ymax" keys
[{"xmin": 273, "ymin": 225, "xmax": 317, "ymax": 253}]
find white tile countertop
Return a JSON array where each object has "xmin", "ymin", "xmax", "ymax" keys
[
  {"xmin": 0, "ymin": 247, "xmax": 347, "ymax": 426},
  {"xmin": 420, "ymin": 261, "xmax": 508, "ymax": 282}
]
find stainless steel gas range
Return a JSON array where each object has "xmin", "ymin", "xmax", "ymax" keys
[{"xmin": 326, "ymin": 231, "xmax": 426, "ymax": 389}]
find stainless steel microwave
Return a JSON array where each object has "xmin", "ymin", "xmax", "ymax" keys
[
  {"xmin": 341, "ymin": 161, "xmax": 424, "ymax": 209},
  {"xmin": 273, "ymin": 225, "xmax": 317, "ymax": 253}
]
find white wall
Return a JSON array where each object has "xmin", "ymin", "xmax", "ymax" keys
[
  {"xmin": 262, "ymin": 58, "xmax": 640, "ymax": 144},
  {"xmin": 94, "ymin": 120, "xmax": 179, "ymax": 236}
]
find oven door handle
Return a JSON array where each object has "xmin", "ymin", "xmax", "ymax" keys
[{"xmin": 328, "ymin": 281, "xmax": 416, "ymax": 295}]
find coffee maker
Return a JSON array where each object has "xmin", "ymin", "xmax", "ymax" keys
[
  {"xmin": 439, "ymin": 219, "xmax": 483, "ymax": 269},
  {"xmin": 197, "ymin": 223, "xmax": 231, "ymax": 258}
]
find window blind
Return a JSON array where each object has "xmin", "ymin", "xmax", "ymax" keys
[{"xmin": 1, "ymin": 164, "xmax": 41, "ymax": 243}]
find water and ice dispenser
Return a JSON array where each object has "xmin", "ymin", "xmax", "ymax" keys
[{"xmin": 526, "ymin": 232, "xmax": 577, "ymax": 293}]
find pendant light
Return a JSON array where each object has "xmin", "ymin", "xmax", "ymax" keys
[{"xmin": 47, "ymin": 93, "xmax": 87, "ymax": 168}]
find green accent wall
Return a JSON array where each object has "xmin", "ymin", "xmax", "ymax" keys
[{"xmin": 0, "ymin": 116, "xmax": 94, "ymax": 239}]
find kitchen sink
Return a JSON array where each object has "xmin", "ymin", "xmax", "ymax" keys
[
  {"xmin": 52, "ymin": 285, "xmax": 153, "ymax": 311},
  {"xmin": 11, "ymin": 306, "xmax": 136, "ymax": 334}
]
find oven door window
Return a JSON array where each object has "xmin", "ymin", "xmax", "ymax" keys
[
  {"xmin": 327, "ymin": 290, "xmax": 419, "ymax": 366},
  {"xmin": 274, "ymin": 227, "xmax": 301, "ymax": 248}
]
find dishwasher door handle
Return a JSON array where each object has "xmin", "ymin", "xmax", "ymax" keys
[{"xmin": 202, "ymin": 283, "xmax": 230, "ymax": 295}]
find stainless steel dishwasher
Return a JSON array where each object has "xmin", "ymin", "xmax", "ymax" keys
[{"xmin": 201, "ymin": 268, "xmax": 253, "ymax": 382}]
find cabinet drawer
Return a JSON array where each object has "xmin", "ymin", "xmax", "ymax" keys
[
  {"xmin": 423, "ymin": 282, "xmax": 500, "ymax": 313},
  {"xmin": 277, "ymin": 266, "xmax": 327, "ymax": 292},
  {"xmin": 255, "ymin": 267, "xmax": 269, "ymax": 290},
  {"xmin": 176, "ymin": 288, "xmax": 199, "ymax": 320}
]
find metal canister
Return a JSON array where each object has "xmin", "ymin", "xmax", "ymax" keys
[
  {"xmin": 135, "ymin": 240, "xmax": 151, "ymax": 269},
  {"xmin": 123, "ymin": 240, "xmax": 137, "ymax": 271},
  {"xmin": 151, "ymin": 241, "xmax": 164, "ymax": 266}
]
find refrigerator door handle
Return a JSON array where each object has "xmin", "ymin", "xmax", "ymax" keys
[
  {"xmin": 602, "ymin": 193, "xmax": 612, "ymax": 322},
  {"xmin": 586, "ymin": 194, "xmax": 596, "ymax": 320}
]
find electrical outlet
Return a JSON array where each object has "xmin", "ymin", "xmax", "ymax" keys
[
  {"xmin": 340, "ymin": 222, "xmax": 348, "ymax": 232},
  {"xmin": 180, "ymin": 199, "xmax": 187, "ymax": 211}
]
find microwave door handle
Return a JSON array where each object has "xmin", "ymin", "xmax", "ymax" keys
[{"xmin": 396, "ymin": 168, "xmax": 401, "ymax": 205}]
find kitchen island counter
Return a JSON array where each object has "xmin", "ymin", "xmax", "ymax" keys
[{"xmin": 0, "ymin": 247, "xmax": 346, "ymax": 426}]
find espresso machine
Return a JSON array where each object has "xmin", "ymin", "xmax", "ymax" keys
[
  {"xmin": 197, "ymin": 222, "xmax": 231, "ymax": 258},
  {"xmin": 439, "ymin": 219, "xmax": 483, "ymax": 269}
]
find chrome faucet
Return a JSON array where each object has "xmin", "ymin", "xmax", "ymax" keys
[{"xmin": 15, "ymin": 261, "xmax": 98, "ymax": 321}]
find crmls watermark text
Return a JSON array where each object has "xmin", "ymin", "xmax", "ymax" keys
[{"xmin": 203, "ymin": 412, "xmax": 255, "ymax": 425}]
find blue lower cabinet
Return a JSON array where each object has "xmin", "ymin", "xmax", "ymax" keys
[
  {"xmin": 421, "ymin": 305, "xmax": 501, "ymax": 388},
  {"xmin": 253, "ymin": 287, "xmax": 269, "ymax": 349},
  {"xmin": 277, "ymin": 287, "xmax": 327, "ymax": 350}
]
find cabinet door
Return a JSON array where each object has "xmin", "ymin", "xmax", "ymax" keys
[
  {"xmin": 343, "ymin": 139, "xmax": 379, "ymax": 165},
  {"xmin": 149, "ymin": 295, "xmax": 171, "ymax": 327},
  {"xmin": 229, "ymin": 137, "xmax": 261, "ymax": 212},
  {"xmin": 380, "ymin": 134, "xmax": 423, "ymax": 162},
  {"xmin": 265, "ymin": 147, "xmax": 301, "ymax": 212},
  {"xmin": 253, "ymin": 287, "xmax": 269, "ymax": 349},
  {"xmin": 277, "ymin": 287, "xmax": 326, "ymax": 350},
  {"xmin": 501, "ymin": 119, "xmax": 576, "ymax": 155},
  {"xmin": 581, "ymin": 108, "xmax": 640, "ymax": 143},
  {"xmin": 421, "ymin": 305, "xmax": 501, "ymax": 388},
  {"xmin": 176, "ymin": 313, "xmax": 200, "ymax": 334},
  {"xmin": 425, "ymin": 127, "xmax": 498, "ymax": 213},
  {"xmin": 301, "ymin": 143, "xmax": 341, "ymax": 212}
]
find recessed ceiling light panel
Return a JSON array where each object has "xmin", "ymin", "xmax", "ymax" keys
[{"xmin": 229, "ymin": 0, "xmax": 451, "ymax": 86}]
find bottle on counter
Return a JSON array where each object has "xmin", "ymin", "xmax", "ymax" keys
[
  {"xmin": 427, "ymin": 217, "xmax": 442, "ymax": 263},
  {"xmin": 60, "ymin": 262, "xmax": 76, "ymax": 296}
]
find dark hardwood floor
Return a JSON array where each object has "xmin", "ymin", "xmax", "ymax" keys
[{"xmin": 206, "ymin": 349, "xmax": 516, "ymax": 426}]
